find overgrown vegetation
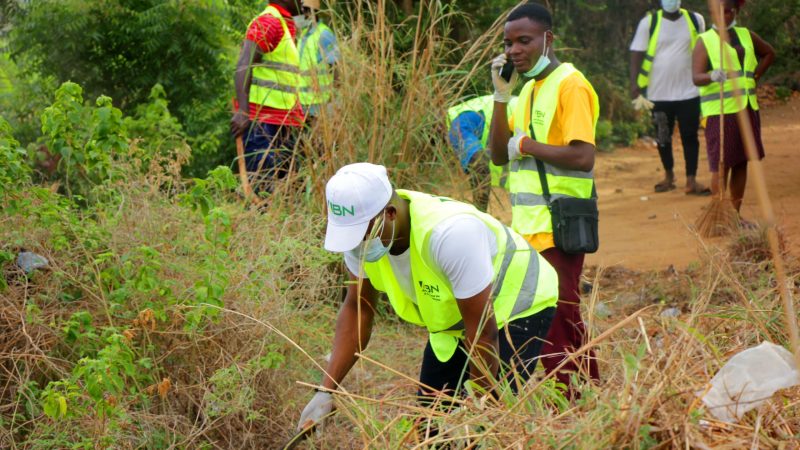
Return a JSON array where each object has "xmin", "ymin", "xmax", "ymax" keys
[{"xmin": 1, "ymin": 1, "xmax": 799, "ymax": 448}]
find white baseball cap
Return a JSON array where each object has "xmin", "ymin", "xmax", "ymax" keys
[{"xmin": 324, "ymin": 163, "xmax": 393, "ymax": 252}]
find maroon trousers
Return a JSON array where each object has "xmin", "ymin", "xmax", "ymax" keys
[{"xmin": 539, "ymin": 247, "xmax": 599, "ymax": 392}]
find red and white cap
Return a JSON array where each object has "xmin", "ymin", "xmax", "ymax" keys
[{"xmin": 324, "ymin": 163, "xmax": 393, "ymax": 252}]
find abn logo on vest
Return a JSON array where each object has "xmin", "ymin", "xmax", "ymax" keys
[
  {"xmin": 328, "ymin": 200, "xmax": 355, "ymax": 217},
  {"xmin": 418, "ymin": 281, "xmax": 441, "ymax": 301}
]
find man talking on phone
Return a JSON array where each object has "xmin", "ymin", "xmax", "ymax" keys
[{"xmin": 489, "ymin": 2, "xmax": 600, "ymax": 397}]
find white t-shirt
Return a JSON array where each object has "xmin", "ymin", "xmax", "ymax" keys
[
  {"xmin": 343, "ymin": 214, "xmax": 497, "ymax": 301},
  {"xmin": 630, "ymin": 12, "xmax": 705, "ymax": 102}
]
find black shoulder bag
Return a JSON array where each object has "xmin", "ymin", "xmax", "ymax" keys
[{"xmin": 527, "ymin": 109, "xmax": 599, "ymax": 254}]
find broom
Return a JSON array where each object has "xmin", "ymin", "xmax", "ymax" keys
[{"xmin": 695, "ymin": 0, "xmax": 739, "ymax": 237}]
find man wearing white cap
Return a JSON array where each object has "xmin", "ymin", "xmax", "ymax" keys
[{"xmin": 296, "ymin": 162, "xmax": 559, "ymax": 431}]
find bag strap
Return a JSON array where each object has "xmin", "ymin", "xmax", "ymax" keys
[
  {"xmin": 527, "ymin": 86, "xmax": 597, "ymax": 204},
  {"xmin": 527, "ymin": 88, "xmax": 552, "ymax": 207}
]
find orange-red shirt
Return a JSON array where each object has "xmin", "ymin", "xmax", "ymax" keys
[{"xmin": 234, "ymin": 4, "xmax": 304, "ymax": 127}]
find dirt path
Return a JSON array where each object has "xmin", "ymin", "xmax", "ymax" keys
[{"xmin": 489, "ymin": 95, "xmax": 800, "ymax": 271}]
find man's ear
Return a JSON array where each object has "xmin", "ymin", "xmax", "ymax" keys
[
  {"xmin": 384, "ymin": 205, "xmax": 397, "ymax": 221},
  {"xmin": 545, "ymin": 30, "xmax": 554, "ymax": 49}
]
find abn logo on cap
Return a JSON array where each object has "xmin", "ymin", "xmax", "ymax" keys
[{"xmin": 328, "ymin": 200, "xmax": 355, "ymax": 217}]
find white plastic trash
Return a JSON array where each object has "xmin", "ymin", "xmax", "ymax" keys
[
  {"xmin": 701, "ymin": 341, "xmax": 800, "ymax": 423},
  {"xmin": 16, "ymin": 251, "xmax": 49, "ymax": 274}
]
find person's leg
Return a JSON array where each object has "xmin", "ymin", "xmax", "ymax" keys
[
  {"xmin": 652, "ymin": 102, "xmax": 677, "ymax": 192},
  {"xmin": 538, "ymin": 248, "xmax": 598, "ymax": 396},
  {"xmin": 418, "ymin": 340, "xmax": 469, "ymax": 408},
  {"xmin": 728, "ymin": 161, "xmax": 748, "ymax": 213},
  {"xmin": 498, "ymin": 307, "xmax": 555, "ymax": 392},
  {"xmin": 676, "ymin": 97, "xmax": 707, "ymax": 194}
]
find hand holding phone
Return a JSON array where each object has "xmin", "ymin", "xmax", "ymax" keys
[{"xmin": 500, "ymin": 60, "xmax": 515, "ymax": 82}]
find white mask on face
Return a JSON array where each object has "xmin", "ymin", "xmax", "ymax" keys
[
  {"xmin": 346, "ymin": 211, "xmax": 395, "ymax": 263},
  {"xmin": 661, "ymin": 0, "xmax": 681, "ymax": 13},
  {"xmin": 523, "ymin": 32, "xmax": 551, "ymax": 78},
  {"xmin": 293, "ymin": 14, "xmax": 310, "ymax": 30}
]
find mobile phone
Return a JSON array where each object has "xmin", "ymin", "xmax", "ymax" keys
[{"xmin": 500, "ymin": 60, "xmax": 515, "ymax": 82}]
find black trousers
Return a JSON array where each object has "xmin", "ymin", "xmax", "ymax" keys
[
  {"xmin": 651, "ymin": 97, "xmax": 701, "ymax": 177},
  {"xmin": 417, "ymin": 307, "xmax": 555, "ymax": 403}
]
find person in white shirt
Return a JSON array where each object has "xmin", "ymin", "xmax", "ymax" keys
[
  {"xmin": 630, "ymin": 0, "xmax": 711, "ymax": 195},
  {"xmin": 296, "ymin": 163, "xmax": 559, "ymax": 433}
]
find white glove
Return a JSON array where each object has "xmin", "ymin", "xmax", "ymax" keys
[
  {"xmin": 710, "ymin": 69, "xmax": 727, "ymax": 83},
  {"xmin": 297, "ymin": 391, "xmax": 334, "ymax": 431},
  {"xmin": 491, "ymin": 54, "xmax": 516, "ymax": 103},
  {"xmin": 631, "ymin": 94, "xmax": 654, "ymax": 111},
  {"xmin": 507, "ymin": 129, "xmax": 528, "ymax": 161}
]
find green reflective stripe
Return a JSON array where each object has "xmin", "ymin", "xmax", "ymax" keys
[
  {"xmin": 510, "ymin": 247, "xmax": 540, "ymax": 317},
  {"xmin": 700, "ymin": 89, "xmax": 748, "ymax": 103},
  {"xmin": 510, "ymin": 192, "xmax": 572, "ymax": 207},
  {"xmin": 511, "ymin": 157, "xmax": 594, "ymax": 180},
  {"xmin": 254, "ymin": 62, "xmax": 300, "ymax": 73},
  {"xmin": 491, "ymin": 227, "xmax": 517, "ymax": 299},
  {"xmin": 639, "ymin": 68, "xmax": 650, "ymax": 76},
  {"xmin": 745, "ymin": 71, "xmax": 755, "ymax": 78},
  {"xmin": 643, "ymin": 54, "xmax": 654, "ymax": 62},
  {"xmin": 251, "ymin": 78, "xmax": 297, "ymax": 93}
]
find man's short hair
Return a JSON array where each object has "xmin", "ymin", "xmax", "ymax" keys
[{"xmin": 507, "ymin": 2, "xmax": 553, "ymax": 29}]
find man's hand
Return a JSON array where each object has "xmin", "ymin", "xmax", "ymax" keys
[
  {"xmin": 297, "ymin": 391, "xmax": 334, "ymax": 431},
  {"xmin": 710, "ymin": 69, "xmax": 727, "ymax": 83},
  {"xmin": 507, "ymin": 129, "xmax": 528, "ymax": 161},
  {"xmin": 230, "ymin": 110, "xmax": 251, "ymax": 137},
  {"xmin": 631, "ymin": 94, "xmax": 654, "ymax": 111},
  {"xmin": 491, "ymin": 54, "xmax": 516, "ymax": 103}
]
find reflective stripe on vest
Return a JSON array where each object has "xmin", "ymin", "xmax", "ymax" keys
[
  {"xmin": 361, "ymin": 190, "xmax": 558, "ymax": 362},
  {"xmin": 697, "ymin": 27, "xmax": 759, "ymax": 117},
  {"xmin": 637, "ymin": 9, "xmax": 699, "ymax": 91},
  {"xmin": 298, "ymin": 22, "xmax": 334, "ymax": 106},
  {"xmin": 248, "ymin": 6, "xmax": 300, "ymax": 110},
  {"xmin": 508, "ymin": 63, "xmax": 599, "ymax": 236},
  {"xmin": 446, "ymin": 96, "xmax": 519, "ymax": 188}
]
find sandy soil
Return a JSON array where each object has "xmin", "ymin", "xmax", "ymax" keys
[{"xmin": 489, "ymin": 95, "xmax": 800, "ymax": 271}]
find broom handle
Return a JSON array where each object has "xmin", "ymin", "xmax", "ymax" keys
[
  {"xmin": 706, "ymin": 0, "xmax": 800, "ymax": 369},
  {"xmin": 717, "ymin": 1, "xmax": 726, "ymax": 197},
  {"xmin": 235, "ymin": 135, "xmax": 254, "ymax": 199}
]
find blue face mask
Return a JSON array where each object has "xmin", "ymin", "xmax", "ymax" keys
[
  {"xmin": 347, "ymin": 211, "xmax": 395, "ymax": 263},
  {"xmin": 524, "ymin": 32, "xmax": 551, "ymax": 78},
  {"xmin": 661, "ymin": 0, "xmax": 680, "ymax": 13}
]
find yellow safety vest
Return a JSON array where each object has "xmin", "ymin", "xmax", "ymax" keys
[
  {"xmin": 361, "ymin": 189, "xmax": 558, "ymax": 362},
  {"xmin": 697, "ymin": 27, "xmax": 759, "ymax": 117},
  {"xmin": 637, "ymin": 8, "xmax": 700, "ymax": 92},
  {"xmin": 446, "ymin": 95, "xmax": 518, "ymax": 188},
  {"xmin": 298, "ymin": 22, "xmax": 335, "ymax": 107},
  {"xmin": 508, "ymin": 63, "xmax": 599, "ymax": 236},
  {"xmin": 248, "ymin": 6, "xmax": 301, "ymax": 111}
]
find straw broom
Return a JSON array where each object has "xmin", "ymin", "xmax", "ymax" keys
[
  {"xmin": 697, "ymin": 0, "xmax": 800, "ymax": 368},
  {"xmin": 695, "ymin": 1, "xmax": 739, "ymax": 237}
]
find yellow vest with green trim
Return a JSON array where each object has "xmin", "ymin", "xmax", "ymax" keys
[
  {"xmin": 508, "ymin": 63, "xmax": 599, "ymax": 236},
  {"xmin": 697, "ymin": 27, "xmax": 759, "ymax": 118},
  {"xmin": 298, "ymin": 22, "xmax": 334, "ymax": 106},
  {"xmin": 248, "ymin": 6, "xmax": 301, "ymax": 111},
  {"xmin": 361, "ymin": 189, "xmax": 558, "ymax": 362},
  {"xmin": 637, "ymin": 8, "xmax": 700, "ymax": 91},
  {"xmin": 446, "ymin": 96, "xmax": 518, "ymax": 188}
]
